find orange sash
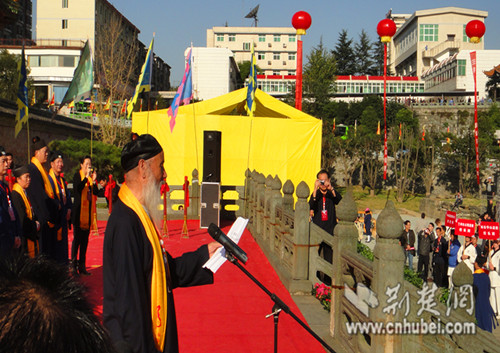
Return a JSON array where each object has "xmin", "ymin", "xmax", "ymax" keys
[
  {"xmin": 12, "ymin": 183, "xmax": 38, "ymax": 258},
  {"xmin": 31, "ymin": 157, "xmax": 54, "ymax": 199},
  {"xmin": 79, "ymin": 170, "xmax": 93, "ymax": 230},
  {"xmin": 118, "ymin": 183, "xmax": 168, "ymax": 351},
  {"xmin": 49, "ymin": 169, "xmax": 64, "ymax": 241}
]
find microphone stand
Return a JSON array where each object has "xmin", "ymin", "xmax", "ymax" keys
[{"xmin": 225, "ymin": 252, "xmax": 335, "ymax": 353}]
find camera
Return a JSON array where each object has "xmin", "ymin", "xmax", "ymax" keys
[{"xmin": 320, "ymin": 180, "xmax": 325, "ymax": 185}]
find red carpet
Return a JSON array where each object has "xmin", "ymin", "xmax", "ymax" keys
[{"xmin": 71, "ymin": 220, "xmax": 326, "ymax": 353}]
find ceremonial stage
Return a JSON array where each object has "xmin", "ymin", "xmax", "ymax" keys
[{"xmin": 74, "ymin": 220, "xmax": 327, "ymax": 353}]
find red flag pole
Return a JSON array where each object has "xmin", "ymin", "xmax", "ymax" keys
[
  {"xmin": 7, "ymin": 169, "xmax": 13, "ymax": 190},
  {"xmin": 181, "ymin": 176, "xmax": 189, "ymax": 238},
  {"xmin": 108, "ymin": 174, "xmax": 113, "ymax": 215},
  {"xmin": 161, "ymin": 179, "xmax": 169, "ymax": 238},
  {"xmin": 383, "ymin": 41, "xmax": 388, "ymax": 180}
]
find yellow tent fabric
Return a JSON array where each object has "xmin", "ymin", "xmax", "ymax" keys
[{"xmin": 132, "ymin": 88, "xmax": 321, "ymax": 192}]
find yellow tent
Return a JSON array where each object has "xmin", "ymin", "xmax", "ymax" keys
[{"xmin": 132, "ymin": 88, "xmax": 321, "ymax": 191}]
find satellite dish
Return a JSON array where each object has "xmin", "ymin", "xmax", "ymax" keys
[{"xmin": 245, "ymin": 4, "xmax": 259, "ymax": 27}]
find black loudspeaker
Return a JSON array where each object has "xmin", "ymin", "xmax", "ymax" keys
[{"xmin": 203, "ymin": 131, "xmax": 221, "ymax": 182}]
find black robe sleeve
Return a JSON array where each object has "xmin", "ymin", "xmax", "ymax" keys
[
  {"xmin": 104, "ymin": 200, "xmax": 213, "ymax": 353},
  {"xmin": 11, "ymin": 191, "xmax": 38, "ymax": 241}
]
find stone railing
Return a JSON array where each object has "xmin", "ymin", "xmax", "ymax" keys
[{"xmin": 238, "ymin": 169, "xmax": 500, "ymax": 353}]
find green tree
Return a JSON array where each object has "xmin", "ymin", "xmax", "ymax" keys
[
  {"xmin": 372, "ymin": 40, "xmax": 394, "ymax": 76},
  {"xmin": 0, "ymin": 49, "xmax": 32, "ymax": 101},
  {"xmin": 486, "ymin": 71, "xmax": 500, "ymax": 102},
  {"xmin": 49, "ymin": 137, "xmax": 123, "ymax": 182},
  {"xmin": 302, "ymin": 40, "xmax": 336, "ymax": 117},
  {"xmin": 332, "ymin": 30, "xmax": 355, "ymax": 75},
  {"xmin": 354, "ymin": 30, "xmax": 375, "ymax": 75},
  {"xmin": 237, "ymin": 61, "xmax": 262, "ymax": 81}
]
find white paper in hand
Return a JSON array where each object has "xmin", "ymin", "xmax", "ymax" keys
[{"xmin": 203, "ymin": 217, "xmax": 249, "ymax": 273}]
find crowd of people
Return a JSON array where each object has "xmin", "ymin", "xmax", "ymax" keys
[
  {"xmin": 0, "ymin": 134, "xmax": 221, "ymax": 353},
  {"xmin": 307, "ymin": 168, "xmax": 500, "ymax": 333},
  {"xmin": 400, "ymin": 209, "xmax": 500, "ymax": 332},
  {"xmin": 0, "ymin": 137, "xmax": 103, "ymax": 275}
]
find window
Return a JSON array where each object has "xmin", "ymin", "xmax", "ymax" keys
[
  {"xmin": 60, "ymin": 55, "xmax": 76, "ymax": 67},
  {"xmin": 289, "ymin": 35, "xmax": 296, "ymax": 42},
  {"xmin": 273, "ymin": 35, "xmax": 281, "ymax": 42},
  {"xmin": 288, "ymin": 53, "xmax": 295, "ymax": 61},
  {"xmin": 243, "ymin": 42, "xmax": 251, "ymax": 51},
  {"xmin": 259, "ymin": 34, "xmax": 265, "ymax": 42},
  {"xmin": 228, "ymin": 34, "xmax": 235, "ymax": 42},
  {"xmin": 62, "ymin": 19, "xmax": 68, "ymax": 29},
  {"xmin": 62, "ymin": 0, "xmax": 68, "ymax": 8},
  {"xmin": 458, "ymin": 59, "xmax": 466, "ymax": 76},
  {"xmin": 216, "ymin": 34, "xmax": 224, "ymax": 42},
  {"xmin": 272, "ymin": 70, "xmax": 280, "ymax": 75},
  {"xmin": 273, "ymin": 53, "xmax": 280, "ymax": 60},
  {"xmin": 419, "ymin": 24, "xmax": 438, "ymax": 42},
  {"xmin": 28, "ymin": 55, "xmax": 40, "ymax": 67},
  {"xmin": 288, "ymin": 71, "xmax": 295, "ymax": 76},
  {"xmin": 61, "ymin": 40, "xmax": 67, "ymax": 46},
  {"xmin": 257, "ymin": 53, "xmax": 265, "ymax": 60}
]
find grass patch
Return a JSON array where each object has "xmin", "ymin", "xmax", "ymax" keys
[{"xmin": 340, "ymin": 185, "xmax": 482, "ymax": 213}]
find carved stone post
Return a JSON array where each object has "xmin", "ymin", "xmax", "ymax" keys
[
  {"xmin": 330, "ymin": 191, "xmax": 358, "ymax": 337},
  {"xmin": 268, "ymin": 176, "xmax": 283, "ymax": 251},
  {"xmin": 255, "ymin": 173, "xmax": 265, "ymax": 239},
  {"xmin": 282, "ymin": 180, "xmax": 295, "ymax": 212},
  {"xmin": 372, "ymin": 201, "xmax": 404, "ymax": 353},
  {"xmin": 293, "ymin": 181, "xmax": 311, "ymax": 282},
  {"xmin": 247, "ymin": 170, "xmax": 257, "ymax": 232},
  {"xmin": 450, "ymin": 261, "xmax": 475, "ymax": 319},
  {"xmin": 189, "ymin": 169, "xmax": 199, "ymax": 218},
  {"xmin": 236, "ymin": 168, "xmax": 251, "ymax": 219},
  {"xmin": 263, "ymin": 175, "xmax": 274, "ymax": 243}
]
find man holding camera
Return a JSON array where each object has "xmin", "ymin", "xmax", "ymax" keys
[
  {"xmin": 309, "ymin": 169, "xmax": 342, "ymax": 235},
  {"xmin": 71, "ymin": 156, "xmax": 98, "ymax": 275},
  {"xmin": 417, "ymin": 223, "xmax": 435, "ymax": 281}
]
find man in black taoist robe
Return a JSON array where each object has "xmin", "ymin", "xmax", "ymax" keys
[{"xmin": 103, "ymin": 134, "xmax": 220, "ymax": 353}]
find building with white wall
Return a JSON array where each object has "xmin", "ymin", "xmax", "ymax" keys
[
  {"xmin": 207, "ymin": 26, "xmax": 297, "ymax": 76},
  {"xmin": 6, "ymin": 45, "xmax": 83, "ymax": 105},
  {"xmin": 390, "ymin": 7, "xmax": 487, "ymax": 77},
  {"xmin": 189, "ymin": 47, "xmax": 241, "ymax": 101},
  {"xmin": 422, "ymin": 50, "xmax": 500, "ymax": 98}
]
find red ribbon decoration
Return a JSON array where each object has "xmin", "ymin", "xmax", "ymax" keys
[
  {"xmin": 470, "ymin": 51, "xmax": 480, "ymax": 185},
  {"xmin": 182, "ymin": 176, "xmax": 189, "ymax": 214}
]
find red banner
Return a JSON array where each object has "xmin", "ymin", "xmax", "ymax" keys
[
  {"xmin": 445, "ymin": 211, "xmax": 456, "ymax": 228},
  {"xmin": 479, "ymin": 221, "xmax": 500, "ymax": 240},
  {"xmin": 470, "ymin": 51, "xmax": 480, "ymax": 185},
  {"xmin": 455, "ymin": 218, "xmax": 476, "ymax": 236}
]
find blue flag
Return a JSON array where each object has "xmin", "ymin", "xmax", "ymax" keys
[
  {"xmin": 128, "ymin": 38, "xmax": 153, "ymax": 118},
  {"xmin": 245, "ymin": 42, "xmax": 257, "ymax": 117},
  {"xmin": 15, "ymin": 48, "xmax": 28, "ymax": 138}
]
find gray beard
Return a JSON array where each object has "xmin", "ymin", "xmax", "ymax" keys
[{"xmin": 143, "ymin": 169, "xmax": 162, "ymax": 222}]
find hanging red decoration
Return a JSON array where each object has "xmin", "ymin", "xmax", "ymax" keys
[
  {"xmin": 377, "ymin": 19, "xmax": 397, "ymax": 43},
  {"xmin": 292, "ymin": 11, "xmax": 312, "ymax": 35},
  {"xmin": 465, "ymin": 20, "xmax": 486, "ymax": 43}
]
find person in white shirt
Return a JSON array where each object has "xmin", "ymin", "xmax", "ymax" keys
[
  {"xmin": 457, "ymin": 235, "xmax": 477, "ymax": 273},
  {"xmin": 489, "ymin": 240, "xmax": 500, "ymax": 318}
]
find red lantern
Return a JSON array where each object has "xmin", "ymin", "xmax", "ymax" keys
[
  {"xmin": 377, "ymin": 19, "xmax": 397, "ymax": 43},
  {"xmin": 292, "ymin": 11, "xmax": 312, "ymax": 35},
  {"xmin": 466, "ymin": 20, "xmax": 485, "ymax": 43}
]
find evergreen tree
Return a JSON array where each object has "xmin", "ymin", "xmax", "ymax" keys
[
  {"xmin": 355, "ymin": 30, "xmax": 375, "ymax": 75},
  {"xmin": 332, "ymin": 30, "xmax": 355, "ymax": 75},
  {"xmin": 303, "ymin": 39, "xmax": 336, "ymax": 117},
  {"xmin": 372, "ymin": 40, "xmax": 394, "ymax": 76}
]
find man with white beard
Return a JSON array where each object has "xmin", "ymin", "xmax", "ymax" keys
[{"xmin": 103, "ymin": 134, "xmax": 221, "ymax": 353}]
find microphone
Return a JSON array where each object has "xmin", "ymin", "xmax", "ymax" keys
[{"xmin": 208, "ymin": 223, "xmax": 248, "ymax": 264}]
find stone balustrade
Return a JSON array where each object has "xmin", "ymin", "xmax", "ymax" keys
[{"xmin": 238, "ymin": 169, "xmax": 500, "ymax": 352}]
